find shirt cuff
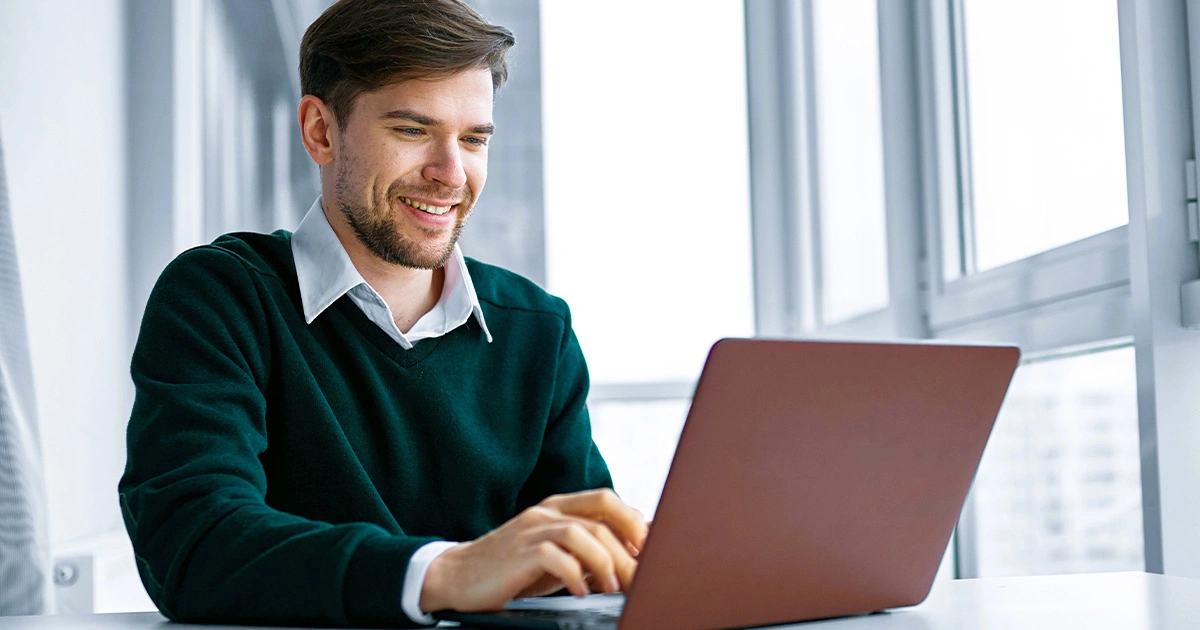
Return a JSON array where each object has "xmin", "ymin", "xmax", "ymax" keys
[{"xmin": 401, "ymin": 541, "xmax": 460, "ymax": 625}]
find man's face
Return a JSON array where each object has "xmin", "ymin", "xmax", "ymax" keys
[{"xmin": 331, "ymin": 69, "xmax": 494, "ymax": 269}]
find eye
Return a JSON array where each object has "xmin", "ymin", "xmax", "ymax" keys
[
  {"xmin": 464, "ymin": 136, "xmax": 489, "ymax": 147},
  {"xmin": 393, "ymin": 127, "xmax": 423, "ymax": 136}
]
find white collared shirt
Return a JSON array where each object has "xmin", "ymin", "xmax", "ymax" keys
[
  {"xmin": 291, "ymin": 197, "xmax": 493, "ymax": 348},
  {"xmin": 289, "ymin": 197, "xmax": 481, "ymax": 624}
]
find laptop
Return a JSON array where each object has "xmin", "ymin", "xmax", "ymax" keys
[{"xmin": 437, "ymin": 338, "xmax": 1020, "ymax": 630}]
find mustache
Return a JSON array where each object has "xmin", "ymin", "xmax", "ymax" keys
[{"xmin": 388, "ymin": 181, "xmax": 472, "ymax": 205}]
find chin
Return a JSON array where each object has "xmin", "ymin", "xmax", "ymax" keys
[{"xmin": 409, "ymin": 245, "xmax": 457, "ymax": 269}]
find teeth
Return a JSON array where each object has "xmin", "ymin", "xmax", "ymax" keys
[{"xmin": 402, "ymin": 197, "xmax": 452, "ymax": 215}]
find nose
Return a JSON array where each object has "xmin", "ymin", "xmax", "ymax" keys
[{"xmin": 421, "ymin": 138, "xmax": 467, "ymax": 189}]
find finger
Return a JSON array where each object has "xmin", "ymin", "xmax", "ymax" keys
[
  {"xmin": 530, "ymin": 540, "xmax": 589, "ymax": 597},
  {"xmin": 625, "ymin": 509, "xmax": 646, "ymax": 556},
  {"xmin": 573, "ymin": 517, "xmax": 639, "ymax": 591},
  {"xmin": 543, "ymin": 490, "xmax": 649, "ymax": 551},
  {"xmin": 516, "ymin": 573, "xmax": 569, "ymax": 600},
  {"xmin": 544, "ymin": 514, "xmax": 638, "ymax": 591},
  {"xmin": 543, "ymin": 521, "xmax": 620, "ymax": 593},
  {"xmin": 625, "ymin": 519, "xmax": 653, "ymax": 556}
]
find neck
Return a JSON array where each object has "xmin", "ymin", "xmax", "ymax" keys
[{"xmin": 321, "ymin": 200, "xmax": 445, "ymax": 334}]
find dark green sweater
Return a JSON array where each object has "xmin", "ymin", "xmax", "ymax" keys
[{"xmin": 118, "ymin": 231, "xmax": 612, "ymax": 626}]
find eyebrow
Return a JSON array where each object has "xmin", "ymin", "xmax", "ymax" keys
[{"xmin": 380, "ymin": 109, "xmax": 495, "ymax": 135}]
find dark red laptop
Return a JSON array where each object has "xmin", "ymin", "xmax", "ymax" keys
[{"xmin": 438, "ymin": 338, "xmax": 1020, "ymax": 630}]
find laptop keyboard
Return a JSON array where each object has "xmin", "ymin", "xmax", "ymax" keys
[
  {"xmin": 567, "ymin": 597, "xmax": 624, "ymax": 617},
  {"xmin": 506, "ymin": 606, "xmax": 620, "ymax": 621},
  {"xmin": 498, "ymin": 593, "xmax": 626, "ymax": 629},
  {"xmin": 497, "ymin": 610, "xmax": 619, "ymax": 630},
  {"xmin": 504, "ymin": 593, "xmax": 625, "ymax": 615}
]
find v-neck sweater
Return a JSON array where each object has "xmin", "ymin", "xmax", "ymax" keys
[{"xmin": 118, "ymin": 230, "xmax": 612, "ymax": 627}]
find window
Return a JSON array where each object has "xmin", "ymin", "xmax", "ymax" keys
[
  {"xmin": 745, "ymin": 0, "xmax": 1197, "ymax": 583},
  {"xmin": 932, "ymin": 0, "xmax": 1139, "ymax": 578},
  {"xmin": 588, "ymin": 400, "xmax": 689, "ymax": 518},
  {"xmin": 969, "ymin": 345, "xmax": 1143, "ymax": 577},
  {"xmin": 925, "ymin": 0, "xmax": 1131, "ymax": 348},
  {"xmin": 810, "ymin": 0, "xmax": 890, "ymax": 324},
  {"xmin": 957, "ymin": 0, "xmax": 1127, "ymax": 273},
  {"xmin": 541, "ymin": 0, "xmax": 755, "ymax": 513}
]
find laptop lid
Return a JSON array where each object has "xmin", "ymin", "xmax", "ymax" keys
[{"xmin": 614, "ymin": 338, "xmax": 1019, "ymax": 630}]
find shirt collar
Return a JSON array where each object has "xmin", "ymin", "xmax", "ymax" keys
[{"xmin": 290, "ymin": 197, "xmax": 491, "ymax": 342}]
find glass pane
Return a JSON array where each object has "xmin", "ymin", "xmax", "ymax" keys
[
  {"xmin": 541, "ymin": 0, "xmax": 755, "ymax": 384},
  {"xmin": 810, "ymin": 0, "xmax": 890, "ymax": 324},
  {"xmin": 589, "ymin": 399, "xmax": 689, "ymax": 519},
  {"xmin": 962, "ymin": 0, "xmax": 1128, "ymax": 272},
  {"xmin": 971, "ymin": 346, "xmax": 1144, "ymax": 577}
]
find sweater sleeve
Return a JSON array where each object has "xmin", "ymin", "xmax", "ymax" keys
[
  {"xmin": 516, "ymin": 302, "xmax": 614, "ymax": 509},
  {"xmin": 118, "ymin": 247, "xmax": 435, "ymax": 627}
]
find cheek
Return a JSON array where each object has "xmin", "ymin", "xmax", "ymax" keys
[
  {"xmin": 375, "ymin": 150, "xmax": 414, "ymax": 177},
  {"xmin": 466, "ymin": 155, "xmax": 488, "ymax": 195},
  {"xmin": 355, "ymin": 137, "xmax": 415, "ymax": 173},
  {"xmin": 370, "ymin": 151, "xmax": 420, "ymax": 195}
]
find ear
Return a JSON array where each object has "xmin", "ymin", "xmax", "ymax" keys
[{"xmin": 298, "ymin": 95, "xmax": 337, "ymax": 166}]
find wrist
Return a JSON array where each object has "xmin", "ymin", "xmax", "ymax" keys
[{"xmin": 420, "ymin": 542, "xmax": 463, "ymax": 613}]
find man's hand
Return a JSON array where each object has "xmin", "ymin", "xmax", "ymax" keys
[{"xmin": 419, "ymin": 489, "xmax": 649, "ymax": 613}]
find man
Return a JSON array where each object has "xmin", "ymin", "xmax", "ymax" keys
[{"xmin": 118, "ymin": 0, "xmax": 646, "ymax": 626}]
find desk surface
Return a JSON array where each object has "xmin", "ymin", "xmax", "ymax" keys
[{"xmin": 1, "ymin": 572, "xmax": 1197, "ymax": 629}]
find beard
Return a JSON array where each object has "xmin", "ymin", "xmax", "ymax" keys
[{"xmin": 333, "ymin": 156, "xmax": 473, "ymax": 270}]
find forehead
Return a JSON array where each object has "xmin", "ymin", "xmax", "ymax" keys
[{"xmin": 354, "ymin": 69, "xmax": 494, "ymax": 125}]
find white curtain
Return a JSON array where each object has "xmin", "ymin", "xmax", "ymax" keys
[{"xmin": 0, "ymin": 125, "xmax": 52, "ymax": 613}]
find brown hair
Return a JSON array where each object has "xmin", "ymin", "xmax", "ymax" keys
[{"xmin": 300, "ymin": 0, "xmax": 515, "ymax": 127}]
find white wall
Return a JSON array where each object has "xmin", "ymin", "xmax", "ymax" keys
[{"xmin": 0, "ymin": 0, "xmax": 131, "ymax": 552}]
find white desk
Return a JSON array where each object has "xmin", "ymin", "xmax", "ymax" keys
[{"xmin": 1, "ymin": 572, "xmax": 1197, "ymax": 629}]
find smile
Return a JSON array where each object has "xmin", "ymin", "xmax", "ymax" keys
[{"xmin": 400, "ymin": 197, "xmax": 454, "ymax": 216}]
